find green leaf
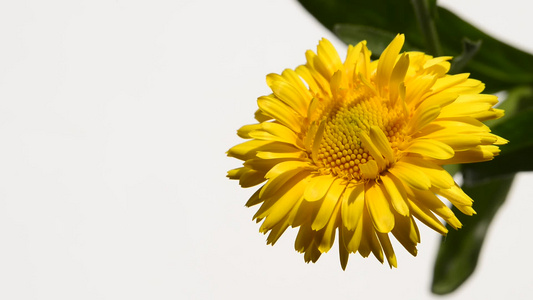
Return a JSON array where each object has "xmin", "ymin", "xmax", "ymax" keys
[
  {"xmin": 411, "ymin": 0, "xmax": 441, "ymax": 56},
  {"xmin": 442, "ymin": 164, "xmax": 460, "ymax": 177},
  {"xmin": 431, "ymin": 174, "xmax": 515, "ymax": 295},
  {"xmin": 334, "ymin": 24, "xmax": 414, "ymax": 56},
  {"xmin": 449, "ymin": 38, "xmax": 482, "ymax": 74},
  {"xmin": 297, "ymin": 0, "xmax": 533, "ymax": 92},
  {"xmin": 435, "ymin": 8, "xmax": 533, "ymax": 92},
  {"xmin": 297, "ymin": 0, "xmax": 425, "ymax": 49},
  {"xmin": 427, "ymin": 0, "xmax": 437, "ymax": 14}
]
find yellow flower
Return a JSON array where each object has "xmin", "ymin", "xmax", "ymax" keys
[{"xmin": 227, "ymin": 35, "xmax": 506, "ymax": 269}]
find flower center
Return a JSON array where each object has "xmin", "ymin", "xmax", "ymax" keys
[{"xmin": 315, "ymin": 94, "xmax": 407, "ymax": 180}]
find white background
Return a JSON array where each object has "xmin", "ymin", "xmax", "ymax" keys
[{"xmin": 0, "ymin": 0, "xmax": 531, "ymax": 299}]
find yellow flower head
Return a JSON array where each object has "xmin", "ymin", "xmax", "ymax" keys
[{"xmin": 227, "ymin": 35, "xmax": 506, "ymax": 269}]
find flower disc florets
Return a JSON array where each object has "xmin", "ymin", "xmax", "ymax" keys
[
  {"xmin": 315, "ymin": 88, "xmax": 407, "ymax": 181},
  {"xmin": 228, "ymin": 34, "xmax": 506, "ymax": 269}
]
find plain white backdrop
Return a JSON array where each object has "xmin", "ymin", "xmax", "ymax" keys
[{"xmin": 0, "ymin": 0, "xmax": 531, "ymax": 299}]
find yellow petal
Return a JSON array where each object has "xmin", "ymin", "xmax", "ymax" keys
[
  {"xmin": 363, "ymin": 208, "xmax": 384, "ymax": 263},
  {"xmin": 360, "ymin": 159, "xmax": 379, "ymax": 180},
  {"xmin": 330, "ymin": 70, "xmax": 348, "ymax": 99},
  {"xmin": 389, "ymin": 53, "xmax": 410, "ymax": 106},
  {"xmin": 254, "ymin": 172, "xmax": 309, "ymax": 223},
  {"xmin": 236, "ymin": 123, "xmax": 262, "ymax": 139},
  {"xmin": 376, "ymin": 232, "xmax": 397, "ymax": 268},
  {"xmin": 369, "ymin": 125, "xmax": 395, "ymax": 163},
  {"xmin": 244, "ymin": 157, "xmax": 292, "ymax": 173},
  {"xmin": 358, "ymin": 127, "xmax": 386, "ymax": 170},
  {"xmin": 248, "ymin": 130, "xmax": 299, "ymax": 149},
  {"xmin": 304, "ymin": 175, "xmax": 336, "ymax": 202},
  {"xmin": 257, "ymin": 96, "xmax": 302, "ymax": 132},
  {"xmin": 261, "ymin": 161, "xmax": 311, "ymax": 198},
  {"xmin": 344, "ymin": 42, "xmax": 364, "ymax": 85},
  {"xmin": 420, "ymin": 92, "xmax": 458, "ymax": 109},
  {"xmin": 454, "ymin": 93, "xmax": 498, "ymax": 105},
  {"xmin": 422, "ymin": 132, "xmax": 498, "ymax": 151},
  {"xmin": 376, "ymin": 34, "xmax": 405, "ymax": 95},
  {"xmin": 312, "ymin": 179, "xmax": 345, "ymax": 230},
  {"xmin": 381, "ymin": 173, "xmax": 409, "ymax": 216},
  {"xmin": 447, "ymin": 78, "xmax": 485, "ymax": 95},
  {"xmin": 265, "ymin": 215, "xmax": 291, "ymax": 245},
  {"xmin": 256, "ymin": 151, "xmax": 304, "ymax": 159},
  {"xmin": 437, "ymin": 145, "xmax": 500, "ymax": 164},
  {"xmin": 254, "ymin": 108, "xmax": 272, "ymax": 122},
  {"xmin": 344, "ymin": 217, "xmax": 364, "ymax": 253},
  {"xmin": 440, "ymin": 102, "xmax": 494, "ymax": 119},
  {"xmin": 408, "ymin": 188, "xmax": 462, "ymax": 229},
  {"xmin": 227, "ymin": 140, "xmax": 272, "ymax": 160},
  {"xmin": 404, "ymin": 138, "xmax": 455, "ymax": 160},
  {"xmin": 401, "ymin": 157, "xmax": 454, "ymax": 190},
  {"xmin": 295, "ymin": 225, "xmax": 313, "ymax": 252},
  {"xmin": 304, "ymin": 120, "xmax": 318, "ymax": 153},
  {"xmin": 238, "ymin": 169, "xmax": 266, "ymax": 188},
  {"xmin": 365, "ymin": 182, "xmax": 395, "ymax": 233},
  {"xmin": 245, "ymin": 188, "xmax": 262, "ymax": 207},
  {"xmin": 318, "ymin": 199, "xmax": 342, "ymax": 253},
  {"xmin": 311, "ymin": 120, "xmax": 326, "ymax": 163},
  {"xmin": 252, "ymin": 122, "xmax": 303, "ymax": 148},
  {"xmin": 356, "ymin": 41, "xmax": 371, "ymax": 79},
  {"xmin": 422, "ymin": 118, "xmax": 489, "ymax": 133},
  {"xmin": 407, "ymin": 104, "xmax": 441, "ymax": 134},
  {"xmin": 407, "ymin": 198, "xmax": 448, "ymax": 235},
  {"xmin": 264, "ymin": 160, "xmax": 310, "ymax": 179},
  {"xmin": 388, "ymin": 162, "xmax": 431, "ymax": 190},
  {"xmin": 227, "ymin": 167, "xmax": 246, "ymax": 180},
  {"xmin": 404, "ymin": 74, "xmax": 436, "ymax": 106},
  {"xmin": 431, "ymin": 73, "xmax": 469, "ymax": 94},
  {"xmin": 304, "ymin": 52, "xmax": 334, "ymax": 96},
  {"xmin": 435, "ymin": 185, "xmax": 476, "ymax": 215},
  {"xmin": 281, "ymin": 69, "xmax": 314, "ymax": 102},
  {"xmin": 341, "ymin": 183, "xmax": 365, "ymax": 230},
  {"xmin": 268, "ymin": 79, "xmax": 309, "ymax": 117},
  {"xmin": 357, "ymin": 222, "xmax": 372, "ymax": 258},
  {"xmin": 295, "ymin": 65, "xmax": 320, "ymax": 94},
  {"xmin": 265, "ymin": 197, "xmax": 306, "ymax": 244},
  {"xmin": 391, "ymin": 213, "xmax": 419, "ymax": 256},
  {"xmin": 338, "ymin": 227, "xmax": 350, "ymax": 270},
  {"xmin": 423, "ymin": 56, "xmax": 452, "ymax": 74},
  {"xmin": 315, "ymin": 38, "xmax": 344, "ymax": 79},
  {"xmin": 303, "ymin": 242, "xmax": 322, "ymax": 263}
]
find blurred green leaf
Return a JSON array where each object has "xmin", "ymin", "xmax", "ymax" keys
[
  {"xmin": 411, "ymin": 0, "xmax": 441, "ymax": 55},
  {"xmin": 297, "ymin": 0, "xmax": 533, "ymax": 92},
  {"xmin": 435, "ymin": 8, "xmax": 533, "ymax": 92},
  {"xmin": 297, "ymin": 0, "xmax": 425, "ymax": 49},
  {"xmin": 449, "ymin": 38, "xmax": 482, "ymax": 74},
  {"xmin": 431, "ymin": 175, "xmax": 514, "ymax": 294},
  {"xmin": 443, "ymin": 164, "xmax": 460, "ymax": 177},
  {"xmin": 334, "ymin": 24, "xmax": 412, "ymax": 56},
  {"xmin": 427, "ymin": 0, "xmax": 437, "ymax": 14}
]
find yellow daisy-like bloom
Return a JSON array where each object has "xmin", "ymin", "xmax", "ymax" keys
[{"xmin": 227, "ymin": 35, "xmax": 506, "ymax": 269}]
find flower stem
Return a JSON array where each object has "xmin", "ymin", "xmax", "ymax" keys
[{"xmin": 411, "ymin": 0, "xmax": 442, "ymax": 56}]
